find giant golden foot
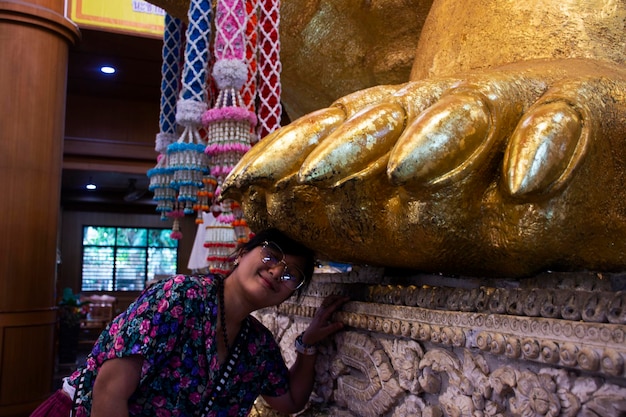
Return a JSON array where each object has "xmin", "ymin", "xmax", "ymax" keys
[{"xmin": 222, "ymin": 58, "xmax": 626, "ymax": 277}]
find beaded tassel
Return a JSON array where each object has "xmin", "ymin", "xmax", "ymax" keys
[
  {"xmin": 203, "ymin": 88, "xmax": 255, "ymax": 183},
  {"xmin": 167, "ymin": 203, "xmax": 186, "ymax": 240},
  {"xmin": 203, "ymin": 0, "xmax": 254, "ymax": 187},
  {"xmin": 148, "ymin": 154, "xmax": 177, "ymax": 220},
  {"xmin": 194, "ymin": 175, "xmax": 217, "ymax": 224},
  {"xmin": 203, "ymin": 201, "xmax": 237, "ymax": 275},
  {"xmin": 230, "ymin": 201, "xmax": 250, "ymax": 243},
  {"xmin": 201, "ymin": 0, "xmax": 253, "ymax": 272},
  {"xmin": 168, "ymin": 0, "xmax": 212, "ymax": 215},
  {"xmin": 148, "ymin": 13, "xmax": 183, "ymax": 220},
  {"xmin": 167, "ymin": 138, "xmax": 209, "ymax": 214}
]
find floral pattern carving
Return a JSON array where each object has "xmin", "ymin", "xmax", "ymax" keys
[
  {"xmin": 329, "ymin": 332, "xmax": 404, "ymax": 417},
  {"xmin": 255, "ymin": 271, "xmax": 626, "ymax": 416}
]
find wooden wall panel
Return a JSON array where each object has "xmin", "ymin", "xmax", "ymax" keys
[
  {"xmin": 64, "ymin": 94, "xmax": 159, "ymax": 146},
  {"xmin": 0, "ymin": 1, "xmax": 79, "ymax": 415},
  {"xmin": 0, "ymin": 314, "xmax": 56, "ymax": 407}
]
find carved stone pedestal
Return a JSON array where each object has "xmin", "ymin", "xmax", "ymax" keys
[{"xmin": 253, "ymin": 268, "xmax": 626, "ymax": 416}]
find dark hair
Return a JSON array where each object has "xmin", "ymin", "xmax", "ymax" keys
[{"xmin": 239, "ymin": 228, "xmax": 316, "ymax": 295}]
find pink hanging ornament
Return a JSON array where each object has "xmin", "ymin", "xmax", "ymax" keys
[{"xmin": 167, "ymin": 205, "xmax": 186, "ymax": 240}]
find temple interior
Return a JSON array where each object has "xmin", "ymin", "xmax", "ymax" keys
[{"xmin": 1, "ymin": 0, "xmax": 626, "ymax": 416}]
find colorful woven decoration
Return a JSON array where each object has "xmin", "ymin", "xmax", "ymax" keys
[
  {"xmin": 242, "ymin": 0, "xmax": 258, "ymax": 118},
  {"xmin": 168, "ymin": 0, "xmax": 212, "ymax": 215},
  {"xmin": 256, "ymin": 0, "xmax": 282, "ymax": 138},
  {"xmin": 194, "ymin": 174, "xmax": 217, "ymax": 223},
  {"xmin": 148, "ymin": 13, "xmax": 183, "ymax": 220},
  {"xmin": 203, "ymin": 201, "xmax": 238, "ymax": 275},
  {"xmin": 148, "ymin": 154, "xmax": 177, "ymax": 220},
  {"xmin": 203, "ymin": 95, "xmax": 256, "ymax": 182},
  {"xmin": 202, "ymin": 0, "xmax": 256, "ymax": 186},
  {"xmin": 167, "ymin": 205, "xmax": 185, "ymax": 240},
  {"xmin": 230, "ymin": 201, "xmax": 250, "ymax": 243},
  {"xmin": 149, "ymin": 0, "xmax": 283, "ymax": 267},
  {"xmin": 200, "ymin": 0, "xmax": 254, "ymax": 269}
]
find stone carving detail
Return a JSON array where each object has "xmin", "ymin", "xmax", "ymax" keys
[
  {"xmin": 329, "ymin": 332, "xmax": 403, "ymax": 417},
  {"xmin": 378, "ymin": 338, "xmax": 424, "ymax": 394},
  {"xmin": 280, "ymin": 304, "xmax": 626, "ymax": 376},
  {"xmin": 304, "ymin": 280, "xmax": 626, "ymax": 325},
  {"xmin": 254, "ymin": 271, "xmax": 626, "ymax": 416},
  {"xmin": 389, "ymin": 395, "xmax": 428, "ymax": 417}
]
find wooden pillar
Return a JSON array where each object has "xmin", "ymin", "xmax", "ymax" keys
[{"xmin": 0, "ymin": 1, "xmax": 79, "ymax": 416}]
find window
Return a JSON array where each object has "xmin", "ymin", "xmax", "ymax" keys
[{"xmin": 81, "ymin": 226, "xmax": 178, "ymax": 291}]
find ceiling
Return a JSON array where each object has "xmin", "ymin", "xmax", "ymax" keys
[
  {"xmin": 61, "ymin": 169, "xmax": 155, "ymax": 208},
  {"xmin": 62, "ymin": 29, "xmax": 163, "ymax": 212},
  {"xmin": 67, "ymin": 29, "xmax": 163, "ymax": 102}
]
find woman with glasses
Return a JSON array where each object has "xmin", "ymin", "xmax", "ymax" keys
[{"xmin": 32, "ymin": 228, "xmax": 348, "ymax": 417}]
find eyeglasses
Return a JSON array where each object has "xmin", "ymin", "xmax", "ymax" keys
[{"xmin": 260, "ymin": 241, "xmax": 306, "ymax": 290}]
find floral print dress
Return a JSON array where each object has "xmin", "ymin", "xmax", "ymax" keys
[{"xmin": 68, "ymin": 274, "xmax": 290, "ymax": 417}]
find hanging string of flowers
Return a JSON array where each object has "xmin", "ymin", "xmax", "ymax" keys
[
  {"xmin": 203, "ymin": 200, "xmax": 238, "ymax": 275},
  {"xmin": 230, "ymin": 200, "xmax": 249, "ymax": 243},
  {"xmin": 202, "ymin": 0, "xmax": 256, "ymax": 189},
  {"xmin": 193, "ymin": 174, "xmax": 217, "ymax": 224},
  {"xmin": 167, "ymin": 205, "xmax": 185, "ymax": 240},
  {"xmin": 148, "ymin": 13, "xmax": 183, "ymax": 220},
  {"xmin": 199, "ymin": 0, "xmax": 256, "ymax": 272},
  {"xmin": 149, "ymin": 0, "xmax": 282, "ymax": 264},
  {"xmin": 203, "ymin": 94, "xmax": 256, "ymax": 181},
  {"xmin": 166, "ymin": 0, "xmax": 213, "ymax": 230}
]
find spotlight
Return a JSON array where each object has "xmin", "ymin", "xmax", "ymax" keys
[
  {"xmin": 86, "ymin": 177, "xmax": 96, "ymax": 190},
  {"xmin": 100, "ymin": 66, "xmax": 116, "ymax": 74}
]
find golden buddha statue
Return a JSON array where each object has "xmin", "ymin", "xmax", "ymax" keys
[{"xmin": 151, "ymin": 0, "xmax": 626, "ymax": 277}]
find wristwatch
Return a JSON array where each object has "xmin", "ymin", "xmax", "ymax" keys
[{"xmin": 294, "ymin": 332, "xmax": 317, "ymax": 355}]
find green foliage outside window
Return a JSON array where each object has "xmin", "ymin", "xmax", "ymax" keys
[{"xmin": 82, "ymin": 226, "xmax": 178, "ymax": 291}]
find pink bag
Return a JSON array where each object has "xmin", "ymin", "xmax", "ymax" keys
[{"xmin": 30, "ymin": 389, "xmax": 72, "ymax": 417}]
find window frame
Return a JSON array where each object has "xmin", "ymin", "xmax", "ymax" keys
[{"xmin": 80, "ymin": 225, "xmax": 178, "ymax": 292}]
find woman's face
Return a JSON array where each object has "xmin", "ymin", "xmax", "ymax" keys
[{"xmin": 234, "ymin": 242, "xmax": 307, "ymax": 308}]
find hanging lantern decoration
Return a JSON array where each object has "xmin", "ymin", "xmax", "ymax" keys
[
  {"xmin": 230, "ymin": 200, "xmax": 250, "ymax": 244},
  {"xmin": 203, "ymin": 201, "xmax": 238, "ymax": 275},
  {"xmin": 194, "ymin": 174, "xmax": 217, "ymax": 224},
  {"xmin": 167, "ymin": 0, "xmax": 212, "ymax": 215},
  {"xmin": 202, "ymin": 0, "xmax": 256, "ymax": 188},
  {"xmin": 167, "ymin": 139, "xmax": 209, "ymax": 215},
  {"xmin": 201, "ymin": 0, "xmax": 254, "ymax": 271},
  {"xmin": 167, "ymin": 204, "xmax": 186, "ymax": 240},
  {"xmin": 149, "ymin": 0, "xmax": 282, "ymax": 272},
  {"xmin": 148, "ymin": 13, "xmax": 183, "ymax": 220},
  {"xmin": 148, "ymin": 154, "xmax": 177, "ymax": 220}
]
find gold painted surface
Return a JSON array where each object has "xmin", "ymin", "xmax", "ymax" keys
[
  {"xmin": 150, "ymin": 0, "xmax": 626, "ymax": 277},
  {"xmin": 411, "ymin": 0, "xmax": 626, "ymax": 79},
  {"xmin": 149, "ymin": 0, "xmax": 430, "ymax": 119}
]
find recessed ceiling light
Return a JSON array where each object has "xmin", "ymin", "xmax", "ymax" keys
[
  {"xmin": 100, "ymin": 66, "xmax": 116, "ymax": 74},
  {"xmin": 86, "ymin": 177, "xmax": 97, "ymax": 190}
]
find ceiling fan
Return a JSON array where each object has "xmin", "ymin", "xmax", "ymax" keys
[{"xmin": 123, "ymin": 178, "xmax": 148, "ymax": 202}]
